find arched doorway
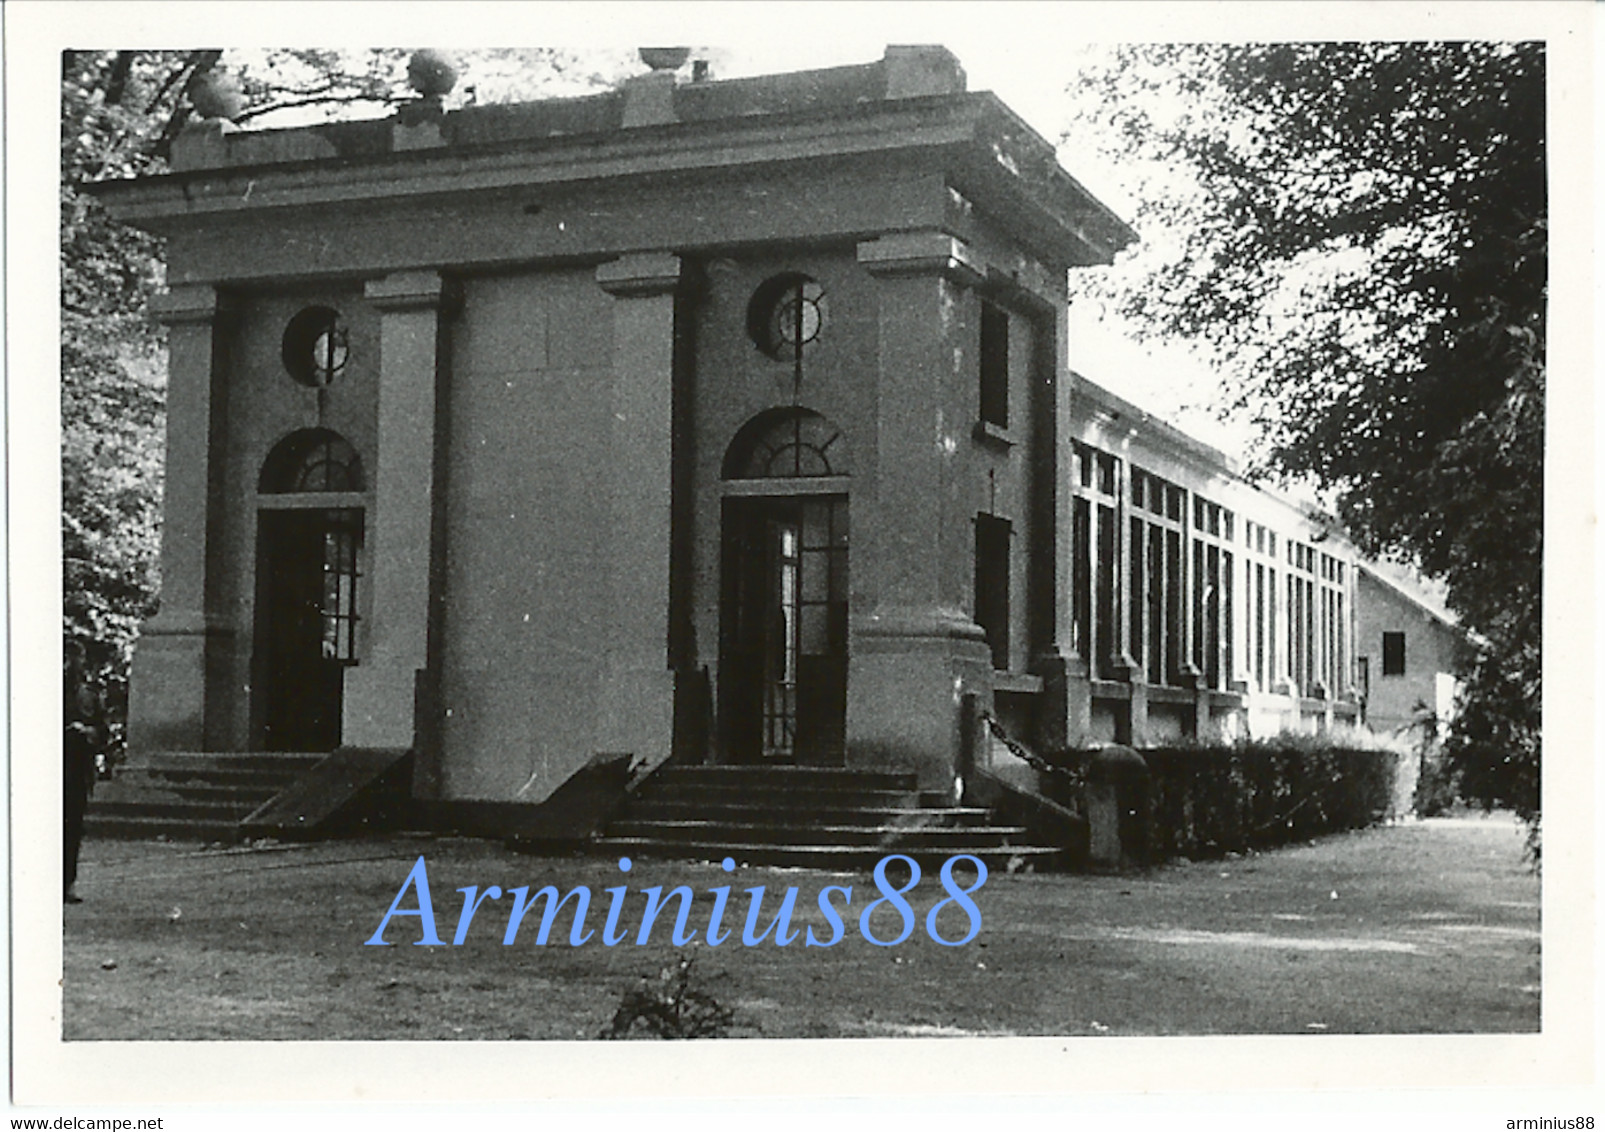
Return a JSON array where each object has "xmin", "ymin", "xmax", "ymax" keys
[
  {"xmin": 719, "ymin": 409, "xmax": 849, "ymax": 765},
  {"xmin": 254, "ymin": 429, "xmax": 365, "ymax": 751}
]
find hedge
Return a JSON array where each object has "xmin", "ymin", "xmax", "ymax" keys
[{"xmin": 1135, "ymin": 737, "xmax": 1401, "ymax": 861}]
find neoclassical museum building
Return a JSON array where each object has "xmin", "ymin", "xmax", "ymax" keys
[{"xmin": 92, "ymin": 48, "xmax": 1441, "ymax": 848}]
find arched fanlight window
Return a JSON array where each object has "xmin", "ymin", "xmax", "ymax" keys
[
  {"xmin": 722, "ymin": 408, "xmax": 849, "ymax": 480},
  {"xmin": 258, "ymin": 428, "xmax": 365, "ymax": 494}
]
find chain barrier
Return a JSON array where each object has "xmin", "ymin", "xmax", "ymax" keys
[{"xmin": 977, "ymin": 708, "xmax": 1087, "ymax": 790}]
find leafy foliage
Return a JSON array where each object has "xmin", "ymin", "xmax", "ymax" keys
[
  {"xmin": 600, "ymin": 954, "xmax": 734, "ymax": 1040},
  {"xmin": 1063, "ymin": 43, "xmax": 1544, "ymax": 836},
  {"xmin": 1141, "ymin": 737, "xmax": 1405, "ymax": 863},
  {"xmin": 61, "ymin": 51, "xmax": 190, "ymax": 752}
]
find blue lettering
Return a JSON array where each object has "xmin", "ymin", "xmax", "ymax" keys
[
  {"xmin": 637, "ymin": 886, "xmax": 698, "ymax": 946},
  {"xmin": 502, "ymin": 885, "xmax": 593, "ymax": 946},
  {"xmin": 602, "ymin": 856, "xmax": 633, "ymax": 946},
  {"xmin": 364, "ymin": 856, "xmax": 445, "ymax": 946},
  {"xmin": 806, "ymin": 885, "xmax": 851, "ymax": 947},
  {"xmin": 925, "ymin": 855, "xmax": 987, "ymax": 946},
  {"xmin": 705, "ymin": 857, "xmax": 736, "ymax": 946},
  {"xmin": 742, "ymin": 886, "xmax": 801, "ymax": 946},
  {"xmin": 451, "ymin": 885, "xmax": 503, "ymax": 945},
  {"xmin": 859, "ymin": 855, "xmax": 920, "ymax": 946}
]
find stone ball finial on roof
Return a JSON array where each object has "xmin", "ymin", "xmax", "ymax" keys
[
  {"xmin": 407, "ymin": 49, "xmax": 458, "ymax": 97},
  {"xmin": 639, "ymin": 47, "xmax": 691, "ymax": 72},
  {"xmin": 187, "ymin": 67, "xmax": 246, "ymax": 122}
]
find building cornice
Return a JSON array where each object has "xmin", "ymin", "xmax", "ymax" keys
[{"xmin": 90, "ymin": 96, "xmax": 1132, "ymax": 270}]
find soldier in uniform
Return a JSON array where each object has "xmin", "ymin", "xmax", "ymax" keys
[{"xmin": 63, "ymin": 647, "xmax": 99, "ymax": 903}]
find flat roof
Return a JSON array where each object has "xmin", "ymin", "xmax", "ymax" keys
[{"xmin": 90, "ymin": 47, "xmax": 1137, "ymax": 268}]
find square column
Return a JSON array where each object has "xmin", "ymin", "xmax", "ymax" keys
[
  {"xmin": 1034, "ymin": 290, "xmax": 1086, "ymax": 751},
  {"xmin": 594, "ymin": 252, "xmax": 682, "ymax": 769},
  {"xmin": 850, "ymin": 232, "xmax": 993, "ymax": 794},
  {"xmin": 126, "ymin": 284, "xmax": 233, "ymax": 752},
  {"xmin": 342, "ymin": 271, "xmax": 453, "ymax": 753}
]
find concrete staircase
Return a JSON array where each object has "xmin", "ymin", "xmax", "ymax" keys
[
  {"xmin": 85, "ymin": 752, "xmax": 326, "ymax": 842},
  {"xmin": 593, "ymin": 764, "xmax": 1062, "ymax": 869}
]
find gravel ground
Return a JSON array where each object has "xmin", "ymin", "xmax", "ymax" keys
[{"xmin": 63, "ymin": 811, "xmax": 1539, "ymax": 1040}]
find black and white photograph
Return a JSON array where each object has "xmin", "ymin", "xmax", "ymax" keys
[{"xmin": 11, "ymin": 0, "xmax": 1595, "ymax": 1125}]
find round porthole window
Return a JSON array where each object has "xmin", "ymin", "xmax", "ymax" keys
[
  {"xmin": 282, "ymin": 306, "xmax": 350, "ymax": 387},
  {"xmin": 747, "ymin": 274, "xmax": 826, "ymax": 360}
]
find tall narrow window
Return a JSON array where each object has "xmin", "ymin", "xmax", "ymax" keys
[
  {"xmin": 321, "ymin": 512, "xmax": 363, "ymax": 664},
  {"xmin": 1320, "ymin": 552, "xmax": 1347, "ymax": 696},
  {"xmin": 1286, "ymin": 540, "xmax": 1319, "ymax": 694},
  {"xmin": 1129, "ymin": 468, "xmax": 1185, "ymax": 685},
  {"xmin": 1072, "ymin": 442, "xmax": 1122, "ymax": 680},
  {"xmin": 1071, "ymin": 495, "xmax": 1091, "ymax": 661},
  {"xmin": 1382, "ymin": 631, "xmax": 1406, "ymax": 676},
  {"xmin": 974, "ymin": 513, "xmax": 1012, "ymax": 671},
  {"xmin": 1190, "ymin": 496, "xmax": 1235, "ymax": 690},
  {"xmin": 1244, "ymin": 520, "xmax": 1278, "ymax": 693},
  {"xmin": 979, "ymin": 299, "xmax": 1009, "ymax": 429}
]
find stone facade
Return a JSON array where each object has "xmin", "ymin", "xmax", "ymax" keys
[{"xmin": 98, "ymin": 47, "xmax": 1400, "ymax": 832}]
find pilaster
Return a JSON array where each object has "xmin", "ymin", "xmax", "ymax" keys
[
  {"xmin": 593, "ymin": 252, "xmax": 682, "ymax": 770},
  {"xmin": 342, "ymin": 271, "xmax": 454, "ymax": 759},
  {"xmin": 848, "ymin": 231, "xmax": 991, "ymax": 793},
  {"xmin": 1034, "ymin": 290, "xmax": 1079, "ymax": 753},
  {"xmin": 126, "ymin": 284, "xmax": 234, "ymax": 752}
]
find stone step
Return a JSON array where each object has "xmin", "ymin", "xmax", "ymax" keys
[
  {"xmin": 605, "ymin": 818, "xmax": 1031, "ymax": 849},
  {"xmin": 86, "ymin": 751, "xmax": 331, "ymax": 842},
  {"xmin": 86, "ymin": 792, "xmax": 260, "ymax": 823},
  {"xmin": 99, "ymin": 776, "xmax": 283, "ymax": 805},
  {"xmin": 594, "ymin": 759, "xmax": 1065, "ymax": 871},
  {"xmin": 82, "ymin": 811, "xmax": 247, "ymax": 843},
  {"xmin": 615, "ymin": 801, "xmax": 996, "ymax": 827},
  {"xmin": 590, "ymin": 837, "xmax": 1061, "ymax": 871},
  {"xmin": 133, "ymin": 766, "xmax": 312, "ymax": 790},
  {"xmin": 628, "ymin": 783, "xmax": 922, "ymax": 809},
  {"xmin": 647, "ymin": 766, "xmax": 918, "ymax": 791},
  {"xmin": 138, "ymin": 752, "xmax": 326, "ymax": 775}
]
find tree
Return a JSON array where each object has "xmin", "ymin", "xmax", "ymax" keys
[
  {"xmin": 61, "ymin": 50, "xmax": 186, "ymax": 752},
  {"xmin": 61, "ymin": 49, "xmax": 632, "ymax": 756},
  {"xmin": 1061, "ymin": 43, "xmax": 1544, "ymax": 842}
]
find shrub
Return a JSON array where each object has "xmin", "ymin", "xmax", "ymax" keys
[
  {"xmin": 599, "ymin": 954, "xmax": 734, "ymax": 1040},
  {"xmin": 1139, "ymin": 735, "xmax": 1401, "ymax": 861},
  {"xmin": 1413, "ymin": 748, "xmax": 1461, "ymax": 817}
]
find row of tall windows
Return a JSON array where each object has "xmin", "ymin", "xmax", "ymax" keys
[
  {"xmin": 1244, "ymin": 520, "xmax": 1279, "ymax": 694},
  {"xmin": 1283, "ymin": 543, "xmax": 1348, "ymax": 698},
  {"xmin": 1282, "ymin": 541, "xmax": 1349, "ymax": 699},
  {"xmin": 1128, "ymin": 467, "xmax": 1185, "ymax": 686},
  {"xmin": 1064, "ymin": 442, "xmax": 1352, "ymax": 700}
]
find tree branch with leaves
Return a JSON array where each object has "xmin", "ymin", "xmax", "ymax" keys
[{"xmin": 1062, "ymin": 42, "xmax": 1544, "ymax": 848}]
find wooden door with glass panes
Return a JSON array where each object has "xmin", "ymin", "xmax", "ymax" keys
[
  {"xmin": 257, "ymin": 508, "xmax": 362, "ymax": 751},
  {"xmin": 719, "ymin": 495, "xmax": 848, "ymax": 765}
]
